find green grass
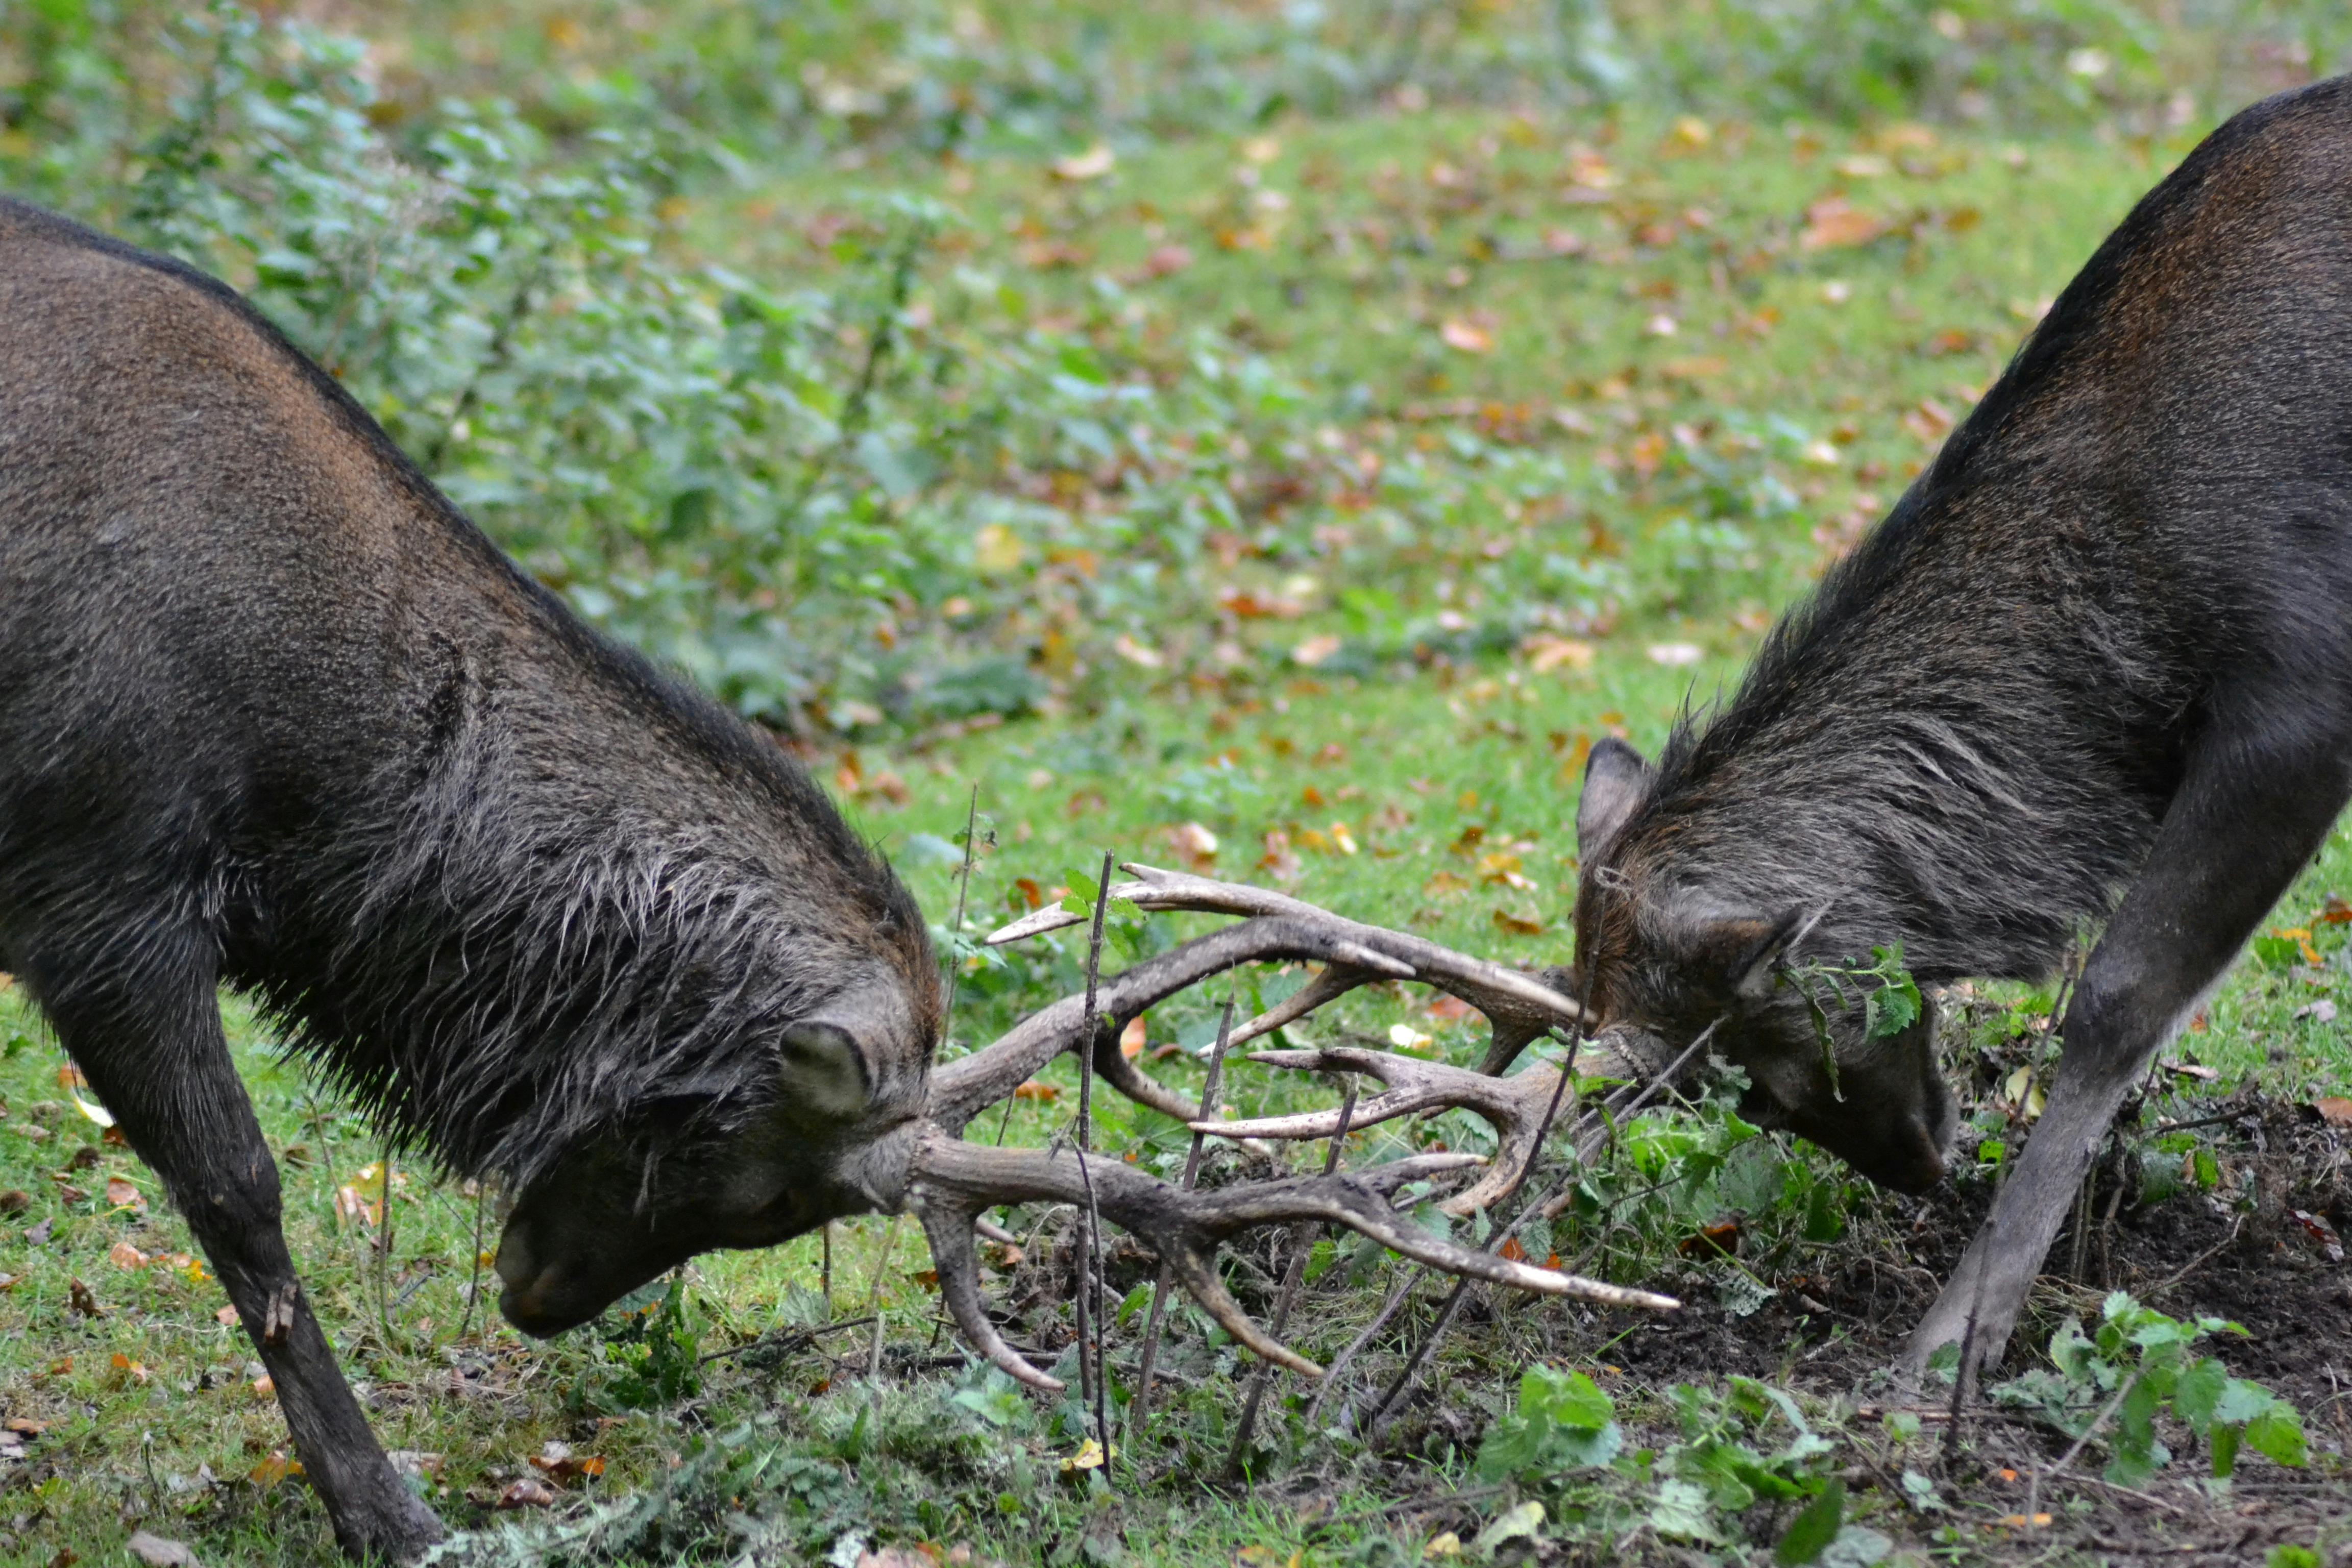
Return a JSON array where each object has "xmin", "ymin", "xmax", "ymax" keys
[{"xmin": 4, "ymin": 18, "xmax": 2352, "ymax": 1565}]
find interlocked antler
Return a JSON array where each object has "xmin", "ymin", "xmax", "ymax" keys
[
  {"xmin": 898, "ymin": 865, "xmax": 1673, "ymax": 1392},
  {"xmin": 1202, "ymin": 1045, "xmax": 1576, "ymax": 1217},
  {"xmin": 903, "ymin": 1129, "xmax": 1677, "ymax": 1391},
  {"xmin": 940, "ymin": 863, "xmax": 1583, "ymax": 1131}
]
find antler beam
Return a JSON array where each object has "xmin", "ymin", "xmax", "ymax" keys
[{"xmin": 904, "ymin": 1128, "xmax": 1678, "ymax": 1391}]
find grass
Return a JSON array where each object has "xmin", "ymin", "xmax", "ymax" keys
[{"xmin": 4, "ymin": 15, "xmax": 2352, "ymax": 1566}]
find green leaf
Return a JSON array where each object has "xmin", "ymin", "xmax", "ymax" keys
[
  {"xmin": 1774, "ymin": 1479, "xmax": 1844, "ymax": 1564},
  {"xmin": 2209, "ymin": 1420, "xmax": 2241, "ymax": 1480},
  {"xmin": 2171, "ymin": 1357, "xmax": 2226, "ymax": 1434},
  {"xmin": 2243, "ymin": 1405, "xmax": 2307, "ymax": 1468},
  {"xmin": 1648, "ymin": 1479, "xmax": 1720, "ymax": 1544},
  {"xmin": 1523, "ymin": 1365, "xmax": 1615, "ymax": 1431}
]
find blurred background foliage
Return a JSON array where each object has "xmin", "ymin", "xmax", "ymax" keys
[{"xmin": 2, "ymin": 0, "xmax": 2348, "ymax": 741}]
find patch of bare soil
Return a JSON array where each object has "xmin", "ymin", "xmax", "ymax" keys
[{"xmin": 1579, "ymin": 1092, "xmax": 2352, "ymax": 1564}]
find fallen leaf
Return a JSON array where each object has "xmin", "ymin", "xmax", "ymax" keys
[
  {"xmin": 1167, "ymin": 821, "xmax": 1219, "ymax": 867},
  {"xmin": 1522, "ymin": 634, "xmax": 1595, "ymax": 673},
  {"xmin": 253, "ymin": 1374, "xmax": 275, "ymax": 1399},
  {"xmin": 1138, "ymin": 243, "xmax": 1192, "ymax": 279},
  {"xmin": 67, "ymin": 1278, "xmax": 103, "ymax": 1318},
  {"xmin": 1012, "ymin": 1080, "xmax": 1059, "ymax": 1102},
  {"xmin": 1050, "ymin": 145, "xmax": 1115, "ymax": 181},
  {"xmin": 1799, "ymin": 197, "xmax": 1885, "ymax": 251},
  {"xmin": 217, "ymin": 1305, "xmax": 242, "ymax": 1326},
  {"xmin": 110, "ymin": 1352, "xmax": 148, "ymax": 1383},
  {"xmin": 2294, "ymin": 999, "xmax": 2337, "ymax": 1023},
  {"xmin": 1012, "ymin": 877, "xmax": 1043, "ymax": 910},
  {"xmin": 1439, "ymin": 318, "xmax": 1492, "ymax": 354},
  {"xmin": 2322, "ymin": 895, "xmax": 2352, "ymax": 924},
  {"xmin": 1496, "ymin": 1237, "xmax": 1527, "ymax": 1262},
  {"xmin": 1119, "ymin": 1017, "xmax": 1147, "ymax": 1061},
  {"xmin": 2167, "ymin": 1062, "xmax": 2219, "ymax": 1082},
  {"xmin": 1059, "ymin": 1438, "xmax": 1114, "ymax": 1472},
  {"xmin": 125, "ymin": 1533, "xmax": 199, "ymax": 1568},
  {"xmin": 2290, "ymin": 1209, "xmax": 2345, "ymax": 1263},
  {"xmin": 1112, "ymin": 633, "xmax": 1163, "ymax": 669},
  {"xmin": 105, "ymin": 1176, "xmax": 144, "ymax": 1213},
  {"xmin": 1388, "ymin": 1023, "xmax": 1434, "ymax": 1054},
  {"xmin": 3, "ymin": 1417, "xmax": 44, "ymax": 1436},
  {"xmin": 2314, "ymin": 1097, "xmax": 2352, "ymax": 1128},
  {"xmin": 0, "ymin": 1190, "xmax": 27, "ymax": 1214},
  {"xmin": 499, "ymin": 1476, "xmax": 557, "ymax": 1509},
  {"xmin": 1491, "ymin": 909, "xmax": 1546, "ymax": 937},
  {"xmin": 1292, "ymin": 633, "xmax": 1342, "ymax": 668},
  {"xmin": 55, "ymin": 1065, "xmax": 87, "ymax": 1091},
  {"xmin": 1424, "ymin": 1533, "xmax": 1462, "ymax": 1559},
  {"xmin": 1679, "ymin": 1221, "xmax": 1739, "ymax": 1259},
  {"xmin": 108, "ymin": 1240, "xmax": 149, "ymax": 1270}
]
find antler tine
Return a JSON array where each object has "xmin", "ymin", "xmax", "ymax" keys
[
  {"xmin": 1196, "ymin": 1045, "xmax": 1574, "ymax": 1216},
  {"xmin": 930, "ymin": 916, "xmax": 1415, "ymax": 1136},
  {"xmin": 913, "ymin": 1201, "xmax": 1067, "ymax": 1391},
  {"xmin": 904, "ymin": 1129, "xmax": 1677, "ymax": 1386},
  {"xmin": 985, "ymin": 862, "xmax": 1581, "ymax": 1040}
]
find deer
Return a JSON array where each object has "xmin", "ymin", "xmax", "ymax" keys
[
  {"xmin": 0, "ymin": 195, "xmax": 1670, "ymax": 1559},
  {"xmin": 1530, "ymin": 76, "xmax": 2352, "ymax": 1394}
]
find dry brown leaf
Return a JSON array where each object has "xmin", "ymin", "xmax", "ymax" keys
[
  {"xmin": 1799, "ymin": 197, "xmax": 1885, "ymax": 252},
  {"xmin": 1439, "ymin": 318, "xmax": 1493, "ymax": 354},
  {"xmin": 66, "ymin": 1278, "xmax": 103, "ymax": 1318},
  {"xmin": 107, "ymin": 1240, "xmax": 148, "ymax": 1271},
  {"xmin": 105, "ymin": 1175, "xmax": 144, "ymax": 1213},
  {"xmin": 2314, "ymin": 1097, "xmax": 2352, "ymax": 1128},
  {"xmin": 499, "ymin": 1476, "xmax": 557, "ymax": 1509}
]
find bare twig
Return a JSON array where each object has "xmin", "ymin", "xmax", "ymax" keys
[
  {"xmin": 1300, "ymin": 1267, "xmax": 1419, "ymax": 1430},
  {"xmin": 865, "ymin": 1215, "xmax": 904, "ymax": 1381},
  {"xmin": 1073, "ymin": 850, "xmax": 1115, "ymax": 1460},
  {"xmin": 454, "ymin": 1179, "xmax": 488, "ymax": 1343},
  {"xmin": 943, "ymin": 786, "xmax": 981, "ymax": 1032},
  {"xmin": 1229, "ymin": 1074, "xmax": 1360, "ymax": 1476},
  {"xmin": 698, "ymin": 1315, "xmax": 874, "ymax": 1367},
  {"xmin": 1126, "ymin": 995, "xmax": 1236, "ymax": 1449}
]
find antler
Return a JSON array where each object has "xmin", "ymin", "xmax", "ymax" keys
[
  {"xmin": 1200, "ymin": 1045, "xmax": 1579, "ymax": 1217},
  {"xmin": 904, "ymin": 1126, "xmax": 1678, "ymax": 1391},
  {"xmin": 938, "ymin": 864, "xmax": 1584, "ymax": 1132}
]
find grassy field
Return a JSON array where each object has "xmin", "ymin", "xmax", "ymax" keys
[{"xmin": 3, "ymin": 3, "xmax": 2351, "ymax": 1564}]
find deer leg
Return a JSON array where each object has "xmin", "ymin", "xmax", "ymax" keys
[
  {"xmin": 1903, "ymin": 709, "xmax": 2352, "ymax": 1386},
  {"xmin": 31, "ymin": 951, "xmax": 444, "ymax": 1562}
]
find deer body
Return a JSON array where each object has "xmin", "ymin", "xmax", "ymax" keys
[
  {"xmin": 1570, "ymin": 79, "xmax": 2352, "ymax": 1383},
  {"xmin": 0, "ymin": 199, "xmax": 1627, "ymax": 1558}
]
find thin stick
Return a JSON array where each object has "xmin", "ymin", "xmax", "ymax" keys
[
  {"xmin": 1300, "ymin": 1267, "xmax": 1418, "ymax": 1429},
  {"xmin": 697, "ymin": 1315, "xmax": 874, "ymax": 1367},
  {"xmin": 1365, "ymin": 1021, "xmax": 1595, "ymax": 1448},
  {"xmin": 1228, "ymin": 1074, "xmax": 1361, "ymax": 1477},
  {"xmin": 2026, "ymin": 1370, "xmax": 2139, "ymax": 1529},
  {"xmin": 373, "ymin": 1134, "xmax": 397, "ymax": 1349},
  {"xmin": 1072, "ymin": 849, "xmax": 1116, "ymax": 1459},
  {"xmin": 454, "ymin": 1179, "xmax": 488, "ymax": 1343},
  {"xmin": 1127, "ymin": 994, "xmax": 1237, "ymax": 1448},
  {"xmin": 1944, "ymin": 1241, "xmax": 1993, "ymax": 1465},
  {"xmin": 865, "ymin": 1214, "xmax": 904, "ymax": 1381},
  {"xmin": 821, "ymin": 1221, "xmax": 834, "ymax": 1317},
  {"xmin": 943, "ymin": 785, "xmax": 981, "ymax": 1036}
]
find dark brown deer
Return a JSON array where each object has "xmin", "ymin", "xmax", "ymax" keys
[
  {"xmin": 1547, "ymin": 77, "xmax": 2352, "ymax": 1389},
  {"xmin": 0, "ymin": 198, "xmax": 1667, "ymax": 1559}
]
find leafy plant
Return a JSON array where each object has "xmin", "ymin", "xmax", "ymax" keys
[
  {"xmin": 1474, "ymin": 1363, "xmax": 1623, "ymax": 1481},
  {"xmin": 1992, "ymin": 1291, "xmax": 2307, "ymax": 1484}
]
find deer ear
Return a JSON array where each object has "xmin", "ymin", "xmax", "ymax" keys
[
  {"xmin": 776, "ymin": 1020, "xmax": 873, "ymax": 1121},
  {"xmin": 1576, "ymin": 738, "xmax": 1653, "ymax": 857},
  {"xmin": 1674, "ymin": 907, "xmax": 1808, "ymax": 1003}
]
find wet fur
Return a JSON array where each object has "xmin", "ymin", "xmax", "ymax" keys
[{"xmin": 0, "ymin": 195, "xmax": 937, "ymax": 1557}]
